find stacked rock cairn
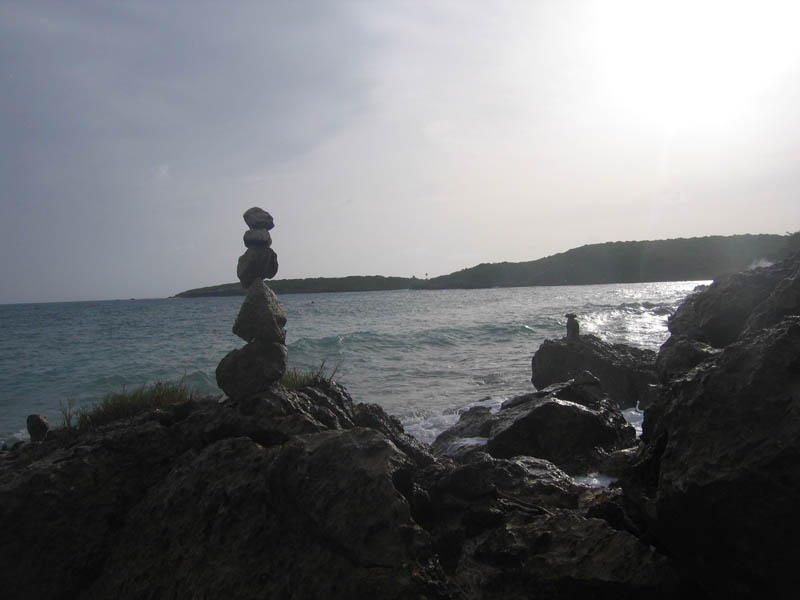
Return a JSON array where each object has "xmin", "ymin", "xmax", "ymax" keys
[{"xmin": 215, "ymin": 207, "xmax": 288, "ymax": 400}]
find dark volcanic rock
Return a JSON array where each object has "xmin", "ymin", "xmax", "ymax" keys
[
  {"xmin": 232, "ymin": 279, "xmax": 287, "ymax": 344},
  {"xmin": 430, "ymin": 406, "xmax": 493, "ymax": 457},
  {"xmin": 243, "ymin": 228, "xmax": 272, "ymax": 248},
  {"xmin": 25, "ymin": 414, "xmax": 49, "ymax": 442},
  {"xmin": 486, "ymin": 397, "xmax": 636, "ymax": 474},
  {"xmin": 236, "ymin": 246, "xmax": 279, "ymax": 288},
  {"xmin": 742, "ymin": 256, "xmax": 800, "ymax": 335},
  {"xmin": 215, "ymin": 340, "xmax": 288, "ymax": 399},
  {"xmin": 416, "ymin": 453, "xmax": 694, "ymax": 599},
  {"xmin": 0, "ymin": 383, "xmax": 444, "ymax": 600},
  {"xmin": 84, "ymin": 429, "xmax": 444, "ymax": 600},
  {"xmin": 666, "ymin": 256, "xmax": 798, "ymax": 348},
  {"xmin": 0, "ymin": 378, "xmax": 697, "ymax": 600},
  {"xmin": 636, "ymin": 316, "xmax": 800, "ymax": 598},
  {"xmin": 654, "ymin": 335, "xmax": 719, "ymax": 383},
  {"xmin": 532, "ymin": 334, "xmax": 657, "ymax": 409},
  {"xmin": 242, "ymin": 206, "xmax": 274, "ymax": 230},
  {"xmin": 433, "ymin": 378, "xmax": 636, "ymax": 475}
]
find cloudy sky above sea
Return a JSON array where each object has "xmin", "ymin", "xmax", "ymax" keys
[{"xmin": 2, "ymin": 0, "xmax": 799, "ymax": 303}]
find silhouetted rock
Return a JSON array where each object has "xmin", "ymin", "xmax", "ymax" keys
[
  {"xmin": 666, "ymin": 255, "xmax": 798, "ymax": 348},
  {"xmin": 532, "ymin": 334, "xmax": 657, "ymax": 409},
  {"xmin": 0, "ymin": 378, "xmax": 697, "ymax": 600},
  {"xmin": 633, "ymin": 316, "xmax": 800, "ymax": 598},
  {"xmin": 654, "ymin": 335, "xmax": 719, "ymax": 383},
  {"xmin": 565, "ymin": 313, "xmax": 580, "ymax": 341},
  {"xmin": 433, "ymin": 378, "xmax": 636, "ymax": 475},
  {"xmin": 25, "ymin": 414, "xmax": 49, "ymax": 442},
  {"xmin": 219, "ymin": 207, "xmax": 287, "ymax": 397},
  {"xmin": 243, "ymin": 228, "xmax": 271, "ymax": 248},
  {"xmin": 236, "ymin": 246, "xmax": 279, "ymax": 287},
  {"xmin": 216, "ymin": 340, "xmax": 288, "ymax": 400},
  {"xmin": 232, "ymin": 279, "xmax": 287, "ymax": 344},
  {"xmin": 84, "ymin": 429, "xmax": 444, "ymax": 599},
  {"xmin": 486, "ymin": 396, "xmax": 636, "ymax": 474},
  {"xmin": 243, "ymin": 206, "xmax": 274, "ymax": 230}
]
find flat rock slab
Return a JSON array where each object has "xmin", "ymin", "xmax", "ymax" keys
[{"xmin": 233, "ymin": 280, "xmax": 286, "ymax": 344}]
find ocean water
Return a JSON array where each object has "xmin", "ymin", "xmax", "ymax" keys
[{"xmin": 0, "ymin": 282, "xmax": 706, "ymax": 446}]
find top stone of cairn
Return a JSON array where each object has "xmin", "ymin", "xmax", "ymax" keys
[{"xmin": 243, "ymin": 207, "xmax": 274, "ymax": 231}]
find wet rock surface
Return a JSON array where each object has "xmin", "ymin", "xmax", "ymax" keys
[
  {"xmin": 666, "ymin": 253, "xmax": 799, "ymax": 347},
  {"xmin": 531, "ymin": 333, "xmax": 656, "ymax": 408},
  {"xmin": 433, "ymin": 377, "xmax": 636, "ymax": 475}
]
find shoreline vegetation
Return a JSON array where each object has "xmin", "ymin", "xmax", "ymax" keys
[
  {"xmin": 174, "ymin": 233, "xmax": 799, "ymax": 297},
  {"xmin": 53, "ymin": 365, "xmax": 338, "ymax": 442}
]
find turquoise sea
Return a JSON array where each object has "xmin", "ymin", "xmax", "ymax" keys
[{"xmin": 0, "ymin": 282, "xmax": 706, "ymax": 445}]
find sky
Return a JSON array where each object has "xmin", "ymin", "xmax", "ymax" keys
[{"xmin": 2, "ymin": 0, "xmax": 799, "ymax": 303}]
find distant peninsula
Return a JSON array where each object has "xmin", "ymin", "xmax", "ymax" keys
[{"xmin": 174, "ymin": 233, "xmax": 798, "ymax": 297}]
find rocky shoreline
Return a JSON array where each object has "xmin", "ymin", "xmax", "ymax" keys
[{"xmin": 2, "ymin": 250, "xmax": 798, "ymax": 599}]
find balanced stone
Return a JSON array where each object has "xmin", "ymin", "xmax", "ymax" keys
[
  {"xmin": 233, "ymin": 280, "xmax": 286, "ymax": 344},
  {"xmin": 243, "ymin": 207, "xmax": 274, "ymax": 230},
  {"xmin": 26, "ymin": 414, "xmax": 49, "ymax": 442},
  {"xmin": 216, "ymin": 340, "xmax": 288, "ymax": 400},
  {"xmin": 566, "ymin": 313, "xmax": 580, "ymax": 342},
  {"xmin": 243, "ymin": 229, "xmax": 272, "ymax": 248},
  {"xmin": 237, "ymin": 247, "xmax": 279, "ymax": 288}
]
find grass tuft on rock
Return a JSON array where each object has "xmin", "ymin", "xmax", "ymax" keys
[
  {"xmin": 279, "ymin": 362, "xmax": 340, "ymax": 390},
  {"xmin": 59, "ymin": 381, "xmax": 194, "ymax": 436}
]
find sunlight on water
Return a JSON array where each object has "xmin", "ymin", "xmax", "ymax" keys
[{"xmin": 0, "ymin": 281, "xmax": 704, "ymax": 444}]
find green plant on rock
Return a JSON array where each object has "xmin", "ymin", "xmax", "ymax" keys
[
  {"xmin": 279, "ymin": 361, "xmax": 340, "ymax": 390},
  {"xmin": 57, "ymin": 380, "xmax": 195, "ymax": 435}
]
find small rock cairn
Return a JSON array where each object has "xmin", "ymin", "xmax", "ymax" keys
[
  {"xmin": 565, "ymin": 313, "xmax": 580, "ymax": 342},
  {"xmin": 216, "ymin": 207, "xmax": 288, "ymax": 400}
]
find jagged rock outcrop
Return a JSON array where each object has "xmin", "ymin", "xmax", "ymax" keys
[
  {"xmin": 666, "ymin": 254, "xmax": 799, "ymax": 348},
  {"xmin": 433, "ymin": 376, "xmax": 636, "ymax": 475},
  {"xmin": 217, "ymin": 208, "xmax": 287, "ymax": 398},
  {"xmin": 624, "ymin": 251, "xmax": 800, "ymax": 598},
  {"xmin": 531, "ymin": 333, "xmax": 657, "ymax": 408},
  {"xmin": 631, "ymin": 316, "xmax": 800, "ymax": 598},
  {"xmin": 0, "ymin": 377, "xmax": 694, "ymax": 599}
]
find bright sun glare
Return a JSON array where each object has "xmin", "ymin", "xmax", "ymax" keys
[{"xmin": 593, "ymin": 0, "xmax": 800, "ymax": 132}]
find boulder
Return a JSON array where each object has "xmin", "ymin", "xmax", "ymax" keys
[
  {"xmin": 242, "ymin": 207, "xmax": 274, "ymax": 230},
  {"xmin": 430, "ymin": 406, "xmax": 493, "ymax": 457},
  {"xmin": 236, "ymin": 246, "xmax": 279, "ymax": 288},
  {"xmin": 433, "ymin": 379, "xmax": 636, "ymax": 475},
  {"xmin": 415, "ymin": 454, "xmax": 695, "ymax": 598},
  {"xmin": 635, "ymin": 316, "xmax": 800, "ymax": 597},
  {"xmin": 83, "ymin": 430, "xmax": 445, "ymax": 600},
  {"xmin": 532, "ymin": 334, "xmax": 657, "ymax": 408},
  {"xmin": 486, "ymin": 397, "xmax": 636, "ymax": 474},
  {"xmin": 232, "ymin": 280, "xmax": 286, "ymax": 344},
  {"xmin": 25, "ymin": 414, "xmax": 49, "ymax": 442},
  {"xmin": 742, "ymin": 255, "xmax": 800, "ymax": 335},
  {"xmin": 215, "ymin": 340, "xmax": 288, "ymax": 400},
  {"xmin": 666, "ymin": 255, "xmax": 798, "ymax": 348},
  {"xmin": 243, "ymin": 228, "xmax": 271, "ymax": 248},
  {"xmin": 654, "ymin": 335, "xmax": 719, "ymax": 383}
]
